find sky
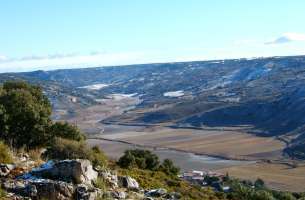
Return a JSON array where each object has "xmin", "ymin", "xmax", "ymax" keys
[{"xmin": 1, "ymin": 1, "xmax": 305, "ymax": 72}]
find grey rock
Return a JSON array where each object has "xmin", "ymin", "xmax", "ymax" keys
[
  {"xmin": 76, "ymin": 184, "xmax": 102, "ymax": 200},
  {"xmin": 119, "ymin": 176, "xmax": 139, "ymax": 190},
  {"xmin": 100, "ymin": 170, "xmax": 118, "ymax": 188},
  {"xmin": 31, "ymin": 159, "xmax": 98, "ymax": 184},
  {"xmin": 28, "ymin": 179, "xmax": 74, "ymax": 200},
  {"xmin": 0, "ymin": 164, "xmax": 15, "ymax": 177},
  {"xmin": 2, "ymin": 179, "xmax": 74, "ymax": 200},
  {"xmin": 164, "ymin": 192, "xmax": 182, "ymax": 199},
  {"xmin": 111, "ymin": 190, "xmax": 126, "ymax": 199},
  {"xmin": 143, "ymin": 197, "xmax": 154, "ymax": 200},
  {"xmin": 145, "ymin": 188, "xmax": 167, "ymax": 197},
  {"xmin": 2, "ymin": 180, "xmax": 27, "ymax": 196}
]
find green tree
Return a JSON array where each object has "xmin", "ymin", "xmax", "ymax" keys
[{"xmin": 0, "ymin": 81, "xmax": 52, "ymax": 148}]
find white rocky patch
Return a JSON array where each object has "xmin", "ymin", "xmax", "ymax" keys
[
  {"xmin": 107, "ymin": 93, "xmax": 138, "ymax": 100},
  {"xmin": 222, "ymin": 97, "xmax": 240, "ymax": 103},
  {"xmin": 78, "ymin": 83, "xmax": 109, "ymax": 90},
  {"xmin": 164, "ymin": 90, "xmax": 184, "ymax": 97}
]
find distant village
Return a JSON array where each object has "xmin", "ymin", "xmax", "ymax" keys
[{"xmin": 179, "ymin": 169, "xmax": 231, "ymax": 192}]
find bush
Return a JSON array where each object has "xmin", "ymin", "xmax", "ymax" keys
[
  {"xmin": 44, "ymin": 138, "xmax": 89, "ymax": 160},
  {"xmin": 117, "ymin": 149, "xmax": 159, "ymax": 170},
  {"xmin": 28, "ymin": 148, "xmax": 44, "ymax": 162},
  {"xmin": 89, "ymin": 146, "xmax": 107, "ymax": 168},
  {"xmin": 44, "ymin": 138, "xmax": 107, "ymax": 168},
  {"xmin": 118, "ymin": 149, "xmax": 180, "ymax": 176},
  {"xmin": 117, "ymin": 150, "xmax": 136, "ymax": 169},
  {"xmin": 273, "ymin": 191, "xmax": 297, "ymax": 200},
  {"xmin": 93, "ymin": 177, "xmax": 107, "ymax": 191},
  {"xmin": 0, "ymin": 187, "xmax": 7, "ymax": 198},
  {"xmin": 254, "ymin": 178, "xmax": 265, "ymax": 188},
  {"xmin": 159, "ymin": 159, "xmax": 180, "ymax": 176},
  {"xmin": 252, "ymin": 190, "xmax": 275, "ymax": 200},
  {"xmin": 0, "ymin": 141, "xmax": 13, "ymax": 163},
  {"xmin": 50, "ymin": 121, "xmax": 85, "ymax": 141}
]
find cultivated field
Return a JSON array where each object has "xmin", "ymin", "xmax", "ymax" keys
[
  {"xmin": 100, "ymin": 126, "xmax": 284, "ymax": 160},
  {"xmin": 218, "ymin": 162, "xmax": 305, "ymax": 192}
]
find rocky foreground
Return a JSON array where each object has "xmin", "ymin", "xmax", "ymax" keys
[{"xmin": 0, "ymin": 155, "xmax": 178, "ymax": 200}]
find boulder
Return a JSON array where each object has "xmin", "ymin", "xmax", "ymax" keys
[
  {"xmin": 75, "ymin": 184, "xmax": 102, "ymax": 200},
  {"xmin": 145, "ymin": 188, "xmax": 167, "ymax": 197},
  {"xmin": 2, "ymin": 179, "xmax": 74, "ymax": 200},
  {"xmin": 100, "ymin": 169, "xmax": 118, "ymax": 188},
  {"xmin": 2, "ymin": 179, "xmax": 27, "ymax": 195},
  {"xmin": 119, "ymin": 176, "xmax": 139, "ymax": 190},
  {"xmin": 0, "ymin": 164, "xmax": 15, "ymax": 177},
  {"xmin": 111, "ymin": 190, "xmax": 126, "ymax": 199},
  {"xmin": 27, "ymin": 179, "xmax": 74, "ymax": 200},
  {"xmin": 32, "ymin": 159, "xmax": 98, "ymax": 184},
  {"xmin": 164, "ymin": 192, "xmax": 182, "ymax": 199}
]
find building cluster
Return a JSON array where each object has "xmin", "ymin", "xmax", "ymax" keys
[{"xmin": 179, "ymin": 169, "xmax": 231, "ymax": 192}]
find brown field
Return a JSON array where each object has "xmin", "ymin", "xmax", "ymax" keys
[
  {"xmin": 218, "ymin": 162, "xmax": 305, "ymax": 192},
  {"xmin": 101, "ymin": 126, "xmax": 284, "ymax": 160},
  {"xmin": 94, "ymin": 125, "xmax": 305, "ymax": 192}
]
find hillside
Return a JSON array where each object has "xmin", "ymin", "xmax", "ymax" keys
[{"xmin": 1, "ymin": 55, "xmax": 305, "ymax": 158}]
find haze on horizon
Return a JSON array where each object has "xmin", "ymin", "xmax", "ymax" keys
[{"xmin": 1, "ymin": 1, "xmax": 305, "ymax": 73}]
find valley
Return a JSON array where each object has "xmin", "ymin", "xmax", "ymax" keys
[{"xmin": 1, "ymin": 55, "xmax": 305, "ymax": 192}]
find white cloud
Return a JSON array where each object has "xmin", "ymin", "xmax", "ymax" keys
[
  {"xmin": 265, "ymin": 32, "xmax": 305, "ymax": 45},
  {"xmin": 0, "ymin": 51, "xmax": 168, "ymax": 73},
  {"xmin": 0, "ymin": 55, "xmax": 7, "ymax": 61}
]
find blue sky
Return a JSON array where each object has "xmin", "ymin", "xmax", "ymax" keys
[{"xmin": 1, "ymin": 1, "xmax": 305, "ymax": 72}]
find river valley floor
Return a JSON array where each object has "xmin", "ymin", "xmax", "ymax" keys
[{"xmin": 87, "ymin": 125, "xmax": 305, "ymax": 192}]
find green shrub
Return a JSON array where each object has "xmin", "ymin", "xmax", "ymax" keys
[
  {"xmin": 0, "ymin": 186, "xmax": 7, "ymax": 199},
  {"xmin": 117, "ymin": 149, "xmax": 159, "ymax": 170},
  {"xmin": 89, "ymin": 146, "xmax": 107, "ymax": 168},
  {"xmin": 93, "ymin": 177, "xmax": 107, "ymax": 191},
  {"xmin": 44, "ymin": 138, "xmax": 108, "ymax": 169},
  {"xmin": 251, "ymin": 190, "xmax": 276, "ymax": 200},
  {"xmin": 0, "ymin": 141, "xmax": 13, "ymax": 163},
  {"xmin": 117, "ymin": 150, "xmax": 136, "ymax": 169},
  {"xmin": 273, "ymin": 191, "xmax": 297, "ymax": 200},
  {"xmin": 50, "ymin": 121, "xmax": 85, "ymax": 142},
  {"xmin": 44, "ymin": 138, "xmax": 89, "ymax": 160},
  {"xmin": 159, "ymin": 158, "xmax": 180, "ymax": 176},
  {"xmin": 254, "ymin": 178, "xmax": 265, "ymax": 188}
]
